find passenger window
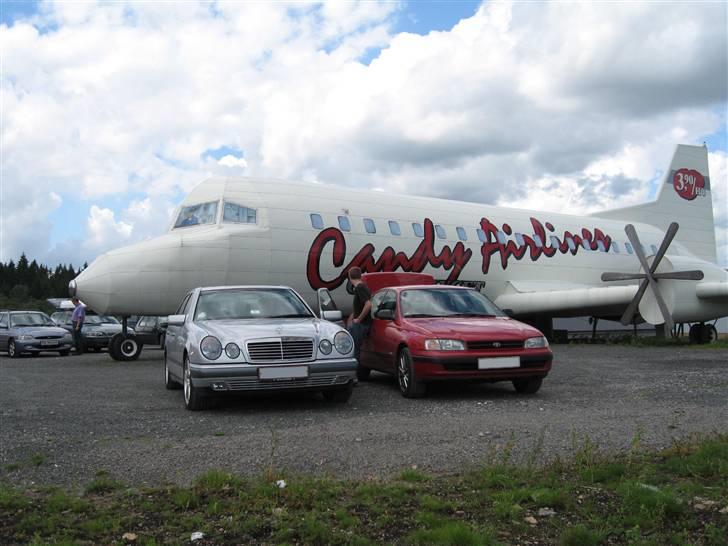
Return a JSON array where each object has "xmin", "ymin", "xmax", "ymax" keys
[
  {"xmin": 373, "ymin": 290, "xmax": 397, "ymax": 318},
  {"xmin": 182, "ymin": 294, "xmax": 195, "ymax": 315},
  {"xmin": 496, "ymin": 231, "xmax": 507, "ymax": 245},
  {"xmin": 515, "ymin": 233, "xmax": 524, "ymax": 246},
  {"xmin": 0, "ymin": 313, "xmax": 7, "ymax": 328},
  {"xmin": 223, "ymin": 201, "xmax": 256, "ymax": 224},
  {"xmin": 412, "ymin": 223, "xmax": 424, "ymax": 237},
  {"xmin": 476, "ymin": 229, "xmax": 486, "ymax": 243},
  {"xmin": 456, "ymin": 227, "xmax": 467, "ymax": 241},
  {"xmin": 435, "ymin": 225, "xmax": 447, "ymax": 239},
  {"xmin": 533, "ymin": 234, "xmax": 543, "ymax": 247},
  {"xmin": 364, "ymin": 218, "xmax": 376, "ymax": 234},
  {"xmin": 389, "ymin": 221, "xmax": 401, "ymax": 236},
  {"xmin": 625, "ymin": 242, "xmax": 634, "ymax": 254},
  {"xmin": 338, "ymin": 216, "xmax": 351, "ymax": 232},
  {"xmin": 310, "ymin": 213, "xmax": 324, "ymax": 230},
  {"xmin": 174, "ymin": 201, "xmax": 219, "ymax": 228}
]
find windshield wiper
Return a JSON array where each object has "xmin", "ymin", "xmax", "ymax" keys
[
  {"xmin": 269, "ymin": 314, "xmax": 312, "ymax": 318},
  {"xmin": 447, "ymin": 313, "xmax": 496, "ymax": 317}
]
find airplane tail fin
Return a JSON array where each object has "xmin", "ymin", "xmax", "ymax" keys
[{"xmin": 591, "ymin": 144, "xmax": 717, "ymax": 263}]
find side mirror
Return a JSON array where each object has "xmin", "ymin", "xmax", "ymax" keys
[
  {"xmin": 374, "ymin": 309, "xmax": 395, "ymax": 320},
  {"xmin": 322, "ymin": 310, "xmax": 343, "ymax": 322},
  {"xmin": 317, "ymin": 287, "xmax": 340, "ymax": 319},
  {"xmin": 159, "ymin": 319, "xmax": 169, "ymax": 328},
  {"xmin": 167, "ymin": 314, "xmax": 185, "ymax": 327}
]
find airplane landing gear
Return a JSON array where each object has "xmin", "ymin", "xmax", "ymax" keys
[
  {"xmin": 688, "ymin": 322, "xmax": 718, "ymax": 345},
  {"xmin": 108, "ymin": 316, "xmax": 144, "ymax": 361}
]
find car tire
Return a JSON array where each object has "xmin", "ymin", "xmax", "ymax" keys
[
  {"xmin": 397, "ymin": 348, "xmax": 426, "ymax": 398},
  {"xmin": 59, "ymin": 350, "xmax": 70, "ymax": 357},
  {"xmin": 183, "ymin": 356, "xmax": 209, "ymax": 410},
  {"xmin": 164, "ymin": 352, "xmax": 182, "ymax": 390},
  {"xmin": 322, "ymin": 382, "xmax": 354, "ymax": 403},
  {"xmin": 356, "ymin": 364, "xmax": 371, "ymax": 381},
  {"xmin": 8, "ymin": 340, "xmax": 20, "ymax": 359},
  {"xmin": 512, "ymin": 377, "xmax": 543, "ymax": 394},
  {"xmin": 701, "ymin": 324, "xmax": 718, "ymax": 344}
]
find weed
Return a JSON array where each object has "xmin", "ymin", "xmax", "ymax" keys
[
  {"xmin": 407, "ymin": 522, "xmax": 495, "ymax": 545},
  {"xmin": 194, "ymin": 469, "xmax": 242, "ymax": 490},
  {"xmin": 30, "ymin": 454, "xmax": 45, "ymax": 467},
  {"xmin": 84, "ymin": 474, "xmax": 123, "ymax": 494},
  {"xmin": 399, "ymin": 468, "xmax": 429, "ymax": 482},
  {"xmin": 4, "ymin": 462, "xmax": 22, "ymax": 472},
  {"xmin": 559, "ymin": 524, "xmax": 603, "ymax": 546}
]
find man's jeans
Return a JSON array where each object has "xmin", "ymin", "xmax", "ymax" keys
[
  {"xmin": 73, "ymin": 328, "xmax": 85, "ymax": 354},
  {"xmin": 347, "ymin": 322, "xmax": 370, "ymax": 362}
]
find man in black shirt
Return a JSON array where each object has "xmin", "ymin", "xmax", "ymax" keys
[{"xmin": 347, "ymin": 267, "xmax": 371, "ymax": 362}]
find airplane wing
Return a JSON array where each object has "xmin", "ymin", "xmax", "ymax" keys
[{"xmin": 493, "ymin": 281, "xmax": 638, "ymax": 317}]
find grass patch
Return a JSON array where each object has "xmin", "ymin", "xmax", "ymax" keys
[{"xmin": 1, "ymin": 435, "xmax": 727, "ymax": 545}]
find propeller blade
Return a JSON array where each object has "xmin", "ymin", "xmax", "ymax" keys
[
  {"xmin": 651, "ymin": 222, "xmax": 679, "ymax": 272},
  {"xmin": 602, "ymin": 272, "xmax": 647, "ymax": 281},
  {"xmin": 653, "ymin": 270, "xmax": 705, "ymax": 281},
  {"xmin": 620, "ymin": 279, "xmax": 649, "ymax": 325},
  {"xmin": 647, "ymin": 276, "xmax": 675, "ymax": 331},
  {"xmin": 625, "ymin": 224, "xmax": 653, "ymax": 276}
]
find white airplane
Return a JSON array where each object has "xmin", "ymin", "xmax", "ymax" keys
[{"xmin": 71, "ymin": 144, "xmax": 728, "ymax": 360}]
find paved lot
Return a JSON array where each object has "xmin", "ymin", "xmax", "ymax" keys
[{"xmin": 1, "ymin": 345, "xmax": 726, "ymax": 488}]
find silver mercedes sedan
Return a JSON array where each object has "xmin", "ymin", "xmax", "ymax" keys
[{"xmin": 164, "ymin": 286, "xmax": 357, "ymax": 410}]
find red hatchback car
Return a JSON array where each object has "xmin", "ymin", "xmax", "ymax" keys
[{"xmin": 356, "ymin": 273, "xmax": 553, "ymax": 398}]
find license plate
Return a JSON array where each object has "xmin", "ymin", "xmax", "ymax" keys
[
  {"xmin": 258, "ymin": 366, "xmax": 309, "ymax": 380},
  {"xmin": 478, "ymin": 356, "xmax": 519, "ymax": 370},
  {"xmin": 40, "ymin": 340, "xmax": 59, "ymax": 346}
]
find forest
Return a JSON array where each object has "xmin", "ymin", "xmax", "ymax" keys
[{"xmin": 0, "ymin": 254, "xmax": 84, "ymax": 312}]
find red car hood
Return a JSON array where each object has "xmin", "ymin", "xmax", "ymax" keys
[{"xmin": 401, "ymin": 316, "xmax": 543, "ymax": 341}]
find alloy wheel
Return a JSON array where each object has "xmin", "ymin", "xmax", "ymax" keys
[{"xmin": 398, "ymin": 353, "xmax": 410, "ymax": 392}]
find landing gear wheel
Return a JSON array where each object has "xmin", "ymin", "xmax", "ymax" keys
[
  {"xmin": 322, "ymin": 382, "xmax": 354, "ymax": 403},
  {"xmin": 8, "ymin": 340, "xmax": 20, "ymax": 358},
  {"xmin": 513, "ymin": 377, "xmax": 543, "ymax": 394},
  {"xmin": 110, "ymin": 334, "xmax": 143, "ymax": 361},
  {"xmin": 59, "ymin": 350, "xmax": 70, "ymax": 357},
  {"xmin": 701, "ymin": 324, "xmax": 718, "ymax": 344},
  {"xmin": 688, "ymin": 324, "xmax": 702, "ymax": 344},
  {"xmin": 397, "ymin": 348, "xmax": 426, "ymax": 398},
  {"xmin": 356, "ymin": 364, "xmax": 371, "ymax": 381},
  {"xmin": 164, "ymin": 353, "xmax": 182, "ymax": 390},
  {"xmin": 183, "ymin": 356, "xmax": 208, "ymax": 410}
]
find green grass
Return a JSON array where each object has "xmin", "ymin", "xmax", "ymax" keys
[{"xmin": 1, "ymin": 435, "xmax": 727, "ymax": 545}]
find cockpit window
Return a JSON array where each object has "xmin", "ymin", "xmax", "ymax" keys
[
  {"xmin": 223, "ymin": 201, "xmax": 257, "ymax": 224},
  {"xmin": 174, "ymin": 201, "xmax": 219, "ymax": 228}
]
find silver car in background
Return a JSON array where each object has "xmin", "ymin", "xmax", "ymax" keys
[{"xmin": 164, "ymin": 286, "xmax": 358, "ymax": 410}]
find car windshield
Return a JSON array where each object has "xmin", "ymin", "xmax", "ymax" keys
[
  {"xmin": 400, "ymin": 288, "xmax": 505, "ymax": 318},
  {"xmin": 194, "ymin": 288, "xmax": 313, "ymax": 321},
  {"xmin": 10, "ymin": 312, "xmax": 55, "ymax": 327},
  {"xmin": 84, "ymin": 316, "xmax": 103, "ymax": 325},
  {"xmin": 99, "ymin": 316, "xmax": 120, "ymax": 324}
]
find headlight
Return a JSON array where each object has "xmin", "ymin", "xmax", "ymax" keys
[
  {"xmin": 319, "ymin": 339, "xmax": 333, "ymax": 355},
  {"xmin": 17, "ymin": 334, "xmax": 34, "ymax": 341},
  {"xmin": 225, "ymin": 343, "xmax": 241, "ymax": 359},
  {"xmin": 334, "ymin": 331, "xmax": 353, "ymax": 355},
  {"xmin": 87, "ymin": 331, "xmax": 104, "ymax": 337},
  {"xmin": 63, "ymin": 332, "xmax": 72, "ymax": 339},
  {"xmin": 424, "ymin": 339, "xmax": 465, "ymax": 351},
  {"xmin": 200, "ymin": 336, "xmax": 222, "ymax": 360},
  {"xmin": 524, "ymin": 336, "xmax": 549, "ymax": 348}
]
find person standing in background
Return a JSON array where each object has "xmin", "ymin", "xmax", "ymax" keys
[
  {"xmin": 347, "ymin": 267, "xmax": 372, "ymax": 362},
  {"xmin": 71, "ymin": 297, "xmax": 86, "ymax": 355}
]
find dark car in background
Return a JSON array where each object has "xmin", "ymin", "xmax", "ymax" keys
[
  {"xmin": 51, "ymin": 312, "xmax": 134, "ymax": 352},
  {"xmin": 0, "ymin": 310, "xmax": 74, "ymax": 357},
  {"xmin": 134, "ymin": 316, "xmax": 168, "ymax": 348}
]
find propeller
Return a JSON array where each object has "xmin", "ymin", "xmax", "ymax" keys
[{"xmin": 601, "ymin": 222, "xmax": 704, "ymax": 331}]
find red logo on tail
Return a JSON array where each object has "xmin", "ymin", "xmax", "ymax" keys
[{"xmin": 673, "ymin": 168, "xmax": 706, "ymax": 201}]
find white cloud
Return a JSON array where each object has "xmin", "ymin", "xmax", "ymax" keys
[
  {"xmin": 217, "ymin": 155, "xmax": 248, "ymax": 169},
  {"xmin": 1, "ymin": 0, "xmax": 726, "ymax": 266}
]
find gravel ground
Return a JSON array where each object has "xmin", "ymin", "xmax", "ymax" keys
[{"xmin": 1, "ymin": 344, "xmax": 726, "ymax": 489}]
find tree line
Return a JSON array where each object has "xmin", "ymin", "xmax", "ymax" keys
[{"xmin": 0, "ymin": 254, "xmax": 85, "ymax": 312}]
